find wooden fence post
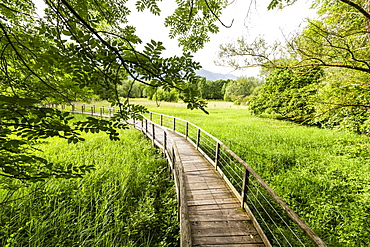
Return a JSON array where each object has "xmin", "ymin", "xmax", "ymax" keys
[
  {"xmin": 160, "ymin": 114, "xmax": 163, "ymax": 126},
  {"xmin": 72, "ymin": 104, "xmax": 75, "ymax": 112},
  {"xmin": 91, "ymin": 106, "xmax": 94, "ymax": 116},
  {"xmin": 215, "ymin": 142, "xmax": 220, "ymax": 169},
  {"xmin": 241, "ymin": 168, "xmax": 250, "ymax": 209},
  {"xmin": 82, "ymin": 104, "xmax": 85, "ymax": 114},
  {"xmin": 150, "ymin": 112, "xmax": 153, "ymax": 121},
  {"xmin": 173, "ymin": 117, "xmax": 176, "ymax": 131}
]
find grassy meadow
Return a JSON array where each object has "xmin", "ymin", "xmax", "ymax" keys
[
  {"xmin": 124, "ymin": 99, "xmax": 369, "ymax": 247},
  {"xmin": 0, "ymin": 115, "xmax": 179, "ymax": 247}
]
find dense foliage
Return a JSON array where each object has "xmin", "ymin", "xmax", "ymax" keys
[
  {"xmin": 223, "ymin": 76, "xmax": 262, "ymax": 104},
  {"xmin": 219, "ymin": 0, "xmax": 370, "ymax": 134},
  {"xmin": 249, "ymin": 66, "xmax": 324, "ymax": 123},
  {"xmin": 0, "ymin": 122, "xmax": 179, "ymax": 246}
]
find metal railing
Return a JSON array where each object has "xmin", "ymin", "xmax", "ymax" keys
[
  {"xmin": 52, "ymin": 103, "xmax": 327, "ymax": 247},
  {"xmin": 134, "ymin": 118, "xmax": 192, "ymax": 247},
  {"xmin": 147, "ymin": 111, "xmax": 326, "ymax": 247}
]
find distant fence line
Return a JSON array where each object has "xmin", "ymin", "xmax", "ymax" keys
[{"xmin": 52, "ymin": 103, "xmax": 327, "ymax": 247}]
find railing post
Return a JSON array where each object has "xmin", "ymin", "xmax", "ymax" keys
[
  {"xmin": 164, "ymin": 131, "xmax": 167, "ymax": 151},
  {"xmin": 241, "ymin": 168, "xmax": 250, "ymax": 209},
  {"xmin": 185, "ymin": 122, "xmax": 189, "ymax": 140},
  {"xmin": 173, "ymin": 117, "xmax": 176, "ymax": 131},
  {"xmin": 215, "ymin": 142, "xmax": 220, "ymax": 169},
  {"xmin": 82, "ymin": 104, "xmax": 85, "ymax": 114},
  {"xmin": 72, "ymin": 104, "xmax": 75, "ymax": 112},
  {"xmin": 91, "ymin": 106, "xmax": 94, "ymax": 116},
  {"xmin": 150, "ymin": 112, "xmax": 153, "ymax": 121},
  {"xmin": 152, "ymin": 122, "xmax": 155, "ymax": 146},
  {"xmin": 160, "ymin": 114, "xmax": 163, "ymax": 126},
  {"xmin": 196, "ymin": 128, "xmax": 201, "ymax": 150},
  {"xmin": 100, "ymin": 107, "xmax": 103, "ymax": 117},
  {"xmin": 172, "ymin": 147, "xmax": 175, "ymax": 170},
  {"xmin": 145, "ymin": 119, "xmax": 148, "ymax": 134}
]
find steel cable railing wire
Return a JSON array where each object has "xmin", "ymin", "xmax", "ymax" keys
[
  {"xmin": 249, "ymin": 178, "xmax": 306, "ymax": 246},
  {"xmin": 249, "ymin": 179, "xmax": 309, "ymax": 246},
  {"xmin": 246, "ymin": 192, "xmax": 284, "ymax": 247},
  {"xmin": 247, "ymin": 178, "xmax": 310, "ymax": 246},
  {"xmin": 247, "ymin": 183, "xmax": 293, "ymax": 246},
  {"xmin": 218, "ymin": 149, "xmax": 244, "ymax": 192},
  {"xmin": 218, "ymin": 155, "xmax": 241, "ymax": 191}
]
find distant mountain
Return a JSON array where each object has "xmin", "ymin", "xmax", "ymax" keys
[{"xmin": 196, "ymin": 69, "xmax": 237, "ymax": 81}]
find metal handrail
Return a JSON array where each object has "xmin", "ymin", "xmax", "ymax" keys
[{"xmin": 148, "ymin": 111, "xmax": 327, "ymax": 247}]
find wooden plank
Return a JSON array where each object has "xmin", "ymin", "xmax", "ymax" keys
[
  {"xmin": 189, "ymin": 207, "xmax": 250, "ymax": 217},
  {"xmin": 191, "ymin": 221, "xmax": 258, "ymax": 236},
  {"xmin": 187, "ymin": 192, "xmax": 233, "ymax": 201},
  {"xmin": 188, "ymin": 202, "xmax": 241, "ymax": 211},
  {"xmin": 194, "ymin": 244, "xmax": 265, "ymax": 247},
  {"xmin": 185, "ymin": 182, "xmax": 226, "ymax": 190},
  {"xmin": 193, "ymin": 234, "xmax": 264, "ymax": 245},
  {"xmin": 186, "ymin": 187, "xmax": 231, "ymax": 195},
  {"xmin": 187, "ymin": 197, "xmax": 239, "ymax": 206},
  {"xmin": 189, "ymin": 214, "xmax": 249, "ymax": 221}
]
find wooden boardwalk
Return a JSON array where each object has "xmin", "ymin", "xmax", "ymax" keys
[
  {"xmin": 135, "ymin": 120, "xmax": 266, "ymax": 247},
  {"xmin": 68, "ymin": 106, "xmax": 326, "ymax": 247}
]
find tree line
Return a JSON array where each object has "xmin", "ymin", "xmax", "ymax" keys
[{"xmin": 105, "ymin": 76, "xmax": 263, "ymax": 104}]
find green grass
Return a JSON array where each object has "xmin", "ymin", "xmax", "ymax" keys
[
  {"xmin": 125, "ymin": 99, "xmax": 369, "ymax": 247},
  {"xmin": 0, "ymin": 114, "xmax": 179, "ymax": 247}
]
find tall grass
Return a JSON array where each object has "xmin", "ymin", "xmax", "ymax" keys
[
  {"xmin": 0, "ymin": 115, "xmax": 179, "ymax": 247},
  {"xmin": 133, "ymin": 99, "xmax": 369, "ymax": 247}
]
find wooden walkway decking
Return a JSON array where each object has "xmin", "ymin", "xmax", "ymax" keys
[{"xmin": 135, "ymin": 120, "xmax": 266, "ymax": 247}]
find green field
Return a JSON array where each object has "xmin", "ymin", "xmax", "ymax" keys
[
  {"xmin": 128, "ymin": 99, "xmax": 369, "ymax": 247},
  {"xmin": 0, "ymin": 115, "xmax": 179, "ymax": 247}
]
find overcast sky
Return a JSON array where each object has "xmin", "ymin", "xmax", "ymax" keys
[
  {"xmin": 126, "ymin": 0, "xmax": 317, "ymax": 77},
  {"xmin": 34, "ymin": 0, "xmax": 317, "ymax": 77}
]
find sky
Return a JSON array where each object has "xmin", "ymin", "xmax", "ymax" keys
[
  {"xmin": 126, "ymin": 0, "xmax": 317, "ymax": 77},
  {"xmin": 33, "ymin": 0, "xmax": 317, "ymax": 77}
]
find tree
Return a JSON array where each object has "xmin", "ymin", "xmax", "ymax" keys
[
  {"xmin": 249, "ymin": 66, "xmax": 324, "ymax": 122},
  {"xmin": 0, "ymin": 0, "xmax": 226, "ymax": 187},
  {"xmin": 198, "ymin": 78, "xmax": 229, "ymax": 100},
  {"xmin": 223, "ymin": 76, "xmax": 262, "ymax": 104}
]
